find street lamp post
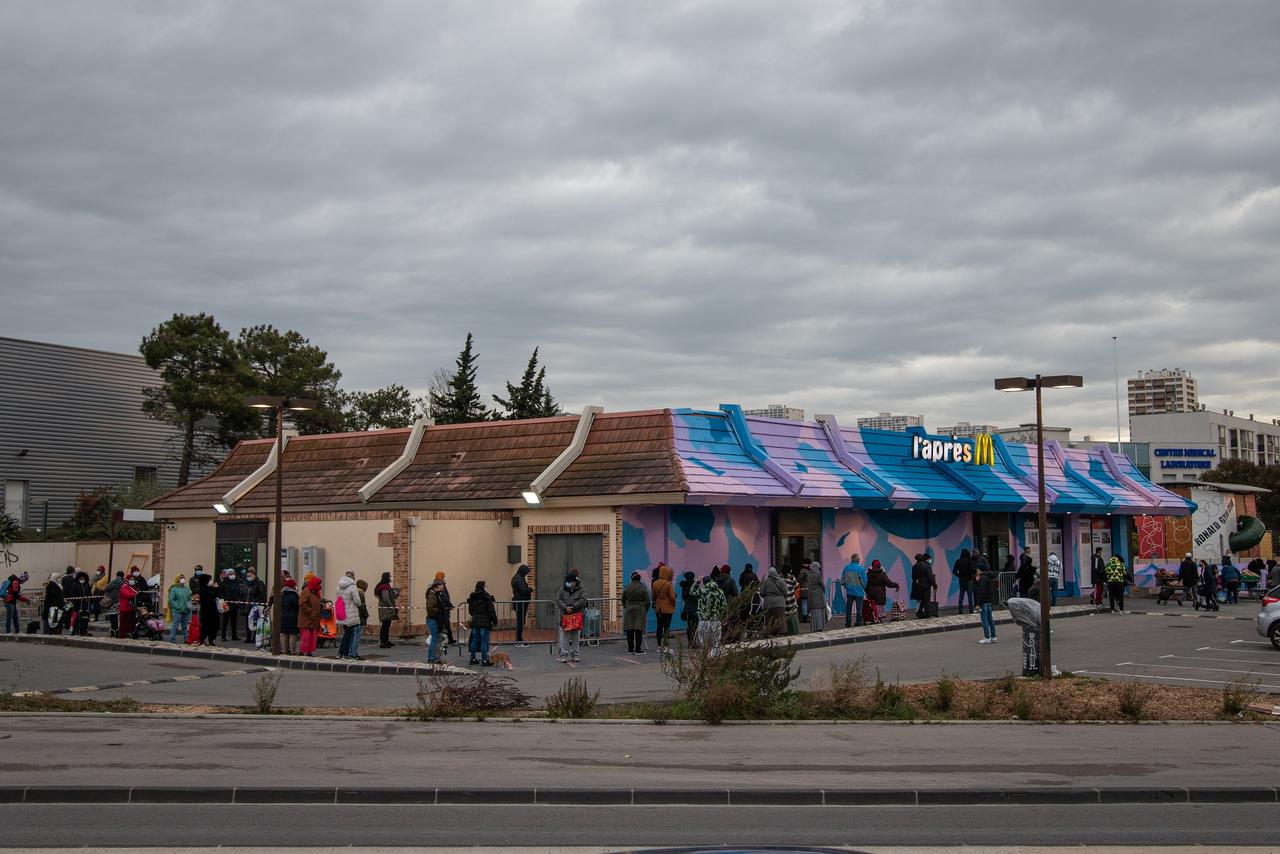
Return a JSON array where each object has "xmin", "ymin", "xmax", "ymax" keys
[
  {"xmin": 245, "ymin": 395, "xmax": 316, "ymax": 655},
  {"xmin": 994, "ymin": 374, "xmax": 1084, "ymax": 677}
]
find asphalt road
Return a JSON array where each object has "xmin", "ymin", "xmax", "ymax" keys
[
  {"xmin": 1, "ymin": 717, "xmax": 1275, "ymax": 790},
  {"xmin": 2, "ymin": 607, "xmax": 1273, "ymax": 707},
  {"xmin": 0, "ymin": 803, "xmax": 1276, "ymax": 847}
]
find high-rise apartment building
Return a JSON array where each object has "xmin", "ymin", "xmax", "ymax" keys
[
  {"xmin": 1128, "ymin": 368, "xmax": 1198, "ymax": 417},
  {"xmin": 743, "ymin": 404, "xmax": 805, "ymax": 421},
  {"xmin": 857, "ymin": 412, "xmax": 923, "ymax": 432},
  {"xmin": 935, "ymin": 421, "xmax": 999, "ymax": 438}
]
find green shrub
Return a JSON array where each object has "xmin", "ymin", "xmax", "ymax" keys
[
  {"xmin": 661, "ymin": 633, "xmax": 800, "ymax": 720},
  {"xmin": 545, "ymin": 676, "xmax": 599, "ymax": 719},
  {"xmin": 1117, "ymin": 682, "xmax": 1152, "ymax": 722},
  {"xmin": 870, "ymin": 670, "xmax": 915, "ymax": 719},
  {"xmin": 934, "ymin": 673, "xmax": 957, "ymax": 712},
  {"xmin": 251, "ymin": 673, "xmax": 283, "ymax": 714},
  {"xmin": 1011, "ymin": 687, "xmax": 1034, "ymax": 720},
  {"xmin": 1221, "ymin": 679, "xmax": 1260, "ymax": 717}
]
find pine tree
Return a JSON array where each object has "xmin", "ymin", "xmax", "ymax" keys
[
  {"xmin": 430, "ymin": 333, "xmax": 492, "ymax": 424},
  {"xmin": 494, "ymin": 348, "xmax": 562, "ymax": 420}
]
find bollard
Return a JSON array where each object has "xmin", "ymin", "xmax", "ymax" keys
[{"xmin": 1021, "ymin": 627, "xmax": 1040, "ymax": 677}]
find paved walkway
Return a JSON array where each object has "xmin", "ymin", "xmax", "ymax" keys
[{"xmin": 1, "ymin": 603, "xmax": 1100, "ymax": 676}]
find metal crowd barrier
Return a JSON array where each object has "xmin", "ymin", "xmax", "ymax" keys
[
  {"xmin": 6, "ymin": 590, "xmax": 163, "ymax": 635},
  {"xmin": 393, "ymin": 597, "xmax": 626, "ymax": 649}
]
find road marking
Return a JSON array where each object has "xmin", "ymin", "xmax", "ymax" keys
[
  {"xmin": 1077, "ymin": 670, "xmax": 1280, "ymax": 689},
  {"xmin": 1114, "ymin": 662, "xmax": 1269, "ymax": 677},
  {"xmin": 1116, "ymin": 662, "xmax": 1135, "ymax": 666},
  {"xmin": 1200, "ymin": 646, "xmax": 1272, "ymax": 653},
  {"xmin": 15, "ymin": 666, "xmax": 274, "ymax": 698},
  {"xmin": 1165, "ymin": 655, "xmax": 1280, "ymax": 668},
  {"xmin": 1231, "ymin": 639, "xmax": 1244, "ymax": 644}
]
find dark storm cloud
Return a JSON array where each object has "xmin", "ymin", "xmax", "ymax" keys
[{"xmin": 2, "ymin": 0, "xmax": 1278, "ymax": 436}]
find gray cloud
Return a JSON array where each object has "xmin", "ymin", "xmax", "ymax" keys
[{"xmin": 2, "ymin": 0, "xmax": 1278, "ymax": 437}]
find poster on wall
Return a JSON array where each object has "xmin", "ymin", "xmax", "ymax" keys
[
  {"xmin": 1024, "ymin": 518, "xmax": 1064, "ymax": 560},
  {"xmin": 1188, "ymin": 487, "xmax": 1237, "ymax": 562},
  {"xmin": 1091, "ymin": 524, "xmax": 1111, "ymax": 559}
]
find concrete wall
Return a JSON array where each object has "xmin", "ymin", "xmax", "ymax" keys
[
  {"xmin": 5, "ymin": 540, "xmax": 156, "ymax": 581},
  {"xmin": 162, "ymin": 518, "xmax": 218, "ymax": 579}
]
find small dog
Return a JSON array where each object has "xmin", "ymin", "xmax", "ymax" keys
[{"xmin": 489, "ymin": 651, "xmax": 514, "ymax": 671}]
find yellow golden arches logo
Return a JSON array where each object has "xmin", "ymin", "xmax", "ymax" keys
[{"xmin": 972, "ymin": 433, "xmax": 996, "ymax": 467}]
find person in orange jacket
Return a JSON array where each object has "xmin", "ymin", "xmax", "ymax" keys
[{"xmin": 652, "ymin": 564, "xmax": 676, "ymax": 651}]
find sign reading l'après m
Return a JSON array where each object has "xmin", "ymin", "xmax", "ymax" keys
[{"xmin": 911, "ymin": 434, "xmax": 996, "ymax": 466}]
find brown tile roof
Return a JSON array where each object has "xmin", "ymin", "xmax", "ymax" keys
[
  {"xmin": 546, "ymin": 411, "xmax": 686, "ymax": 498},
  {"xmin": 148, "ymin": 411, "xmax": 687, "ymax": 513},
  {"xmin": 147, "ymin": 441, "xmax": 272, "ymax": 511},
  {"xmin": 147, "ymin": 429, "xmax": 411, "ymax": 512}
]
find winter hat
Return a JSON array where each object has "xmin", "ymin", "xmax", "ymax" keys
[
  {"xmin": 871, "ymin": 560, "xmax": 882, "ymax": 569},
  {"xmin": 356, "ymin": 579, "xmax": 368, "ymax": 591},
  {"xmin": 474, "ymin": 580, "xmax": 486, "ymax": 591},
  {"xmin": 380, "ymin": 572, "xmax": 392, "ymax": 584},
  {"xmin": 283, "ymin": 577, "xmax": 297, "ymax": 588},
  {"xmin": 305, "ymin": 576, "xmax": 322, "ymax": 593},
  {"xmin": 434, "ymin": 571, "xmax": 446, "ymax": 581},
  {"xmin": 631, "ymin": 571, "xmax": 642, "ymax": 582}
]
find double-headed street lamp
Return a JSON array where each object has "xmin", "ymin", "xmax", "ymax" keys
[
  {"xmin": 994, "ymin": 374, "xmax": 1083, "ymax": 678},
  {"xmin": 245, "ymin": 395, "xmax": 316, "ymax": 656}
]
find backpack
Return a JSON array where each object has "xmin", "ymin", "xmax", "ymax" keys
[
  {"xmin": 334, "ymin": 594, "xmax": 346, "ymax": 622},
  {"xmin": 0, "ymin": 579, "xmax": 10, "ymax": 600}
]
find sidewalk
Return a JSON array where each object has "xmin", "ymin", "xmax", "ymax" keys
[
  {"xmin": 1, "ymin": 603, "xmax": 1100, "ymax": 677},
  {"xmin": 0, "ymin": 716, "xmax": 1274, "ymax": 793}
]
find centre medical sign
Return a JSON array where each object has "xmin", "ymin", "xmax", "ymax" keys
[
  {"xmin": 912, "ymin": 433, "xmax": 995, "ymax": 466},
  {"xmin": 1153, "ymin": 447, "xmax": 1217, "ymax": 470}
]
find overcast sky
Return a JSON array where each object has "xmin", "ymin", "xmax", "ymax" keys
[{"xmin": 2, "ymin": 1, "xmax": 1277, "ymax": 438}]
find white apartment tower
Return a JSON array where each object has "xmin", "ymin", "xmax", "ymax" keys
[
  {"xmin": 743, "ymin": 404, "xmax": 805, "ymax": 421},
  {"xmin": 1128, "ymin": 368, "xmax": 1199, "ymax": 417},
  {"xmin": 857, "ymin": 412, "xmax": 924, "ymax": 432}
]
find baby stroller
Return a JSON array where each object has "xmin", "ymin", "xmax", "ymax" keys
[
  {"xmin": 132, "ymin": 605, "xmax": 166, "ymax": 641},
  {"xmin": 318, "ymin": 600, "xmax": 338, "ymax": 648}
]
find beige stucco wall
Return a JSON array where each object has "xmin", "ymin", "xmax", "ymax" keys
[
  {"xmin": 5, "ymin": 542, "xmax": 76, "ymax": 580},
  {"xmin": 163, "ymin": 518, "xmax": 218, "ymax": 580},
  {"xmin": 408, "ymin": 517, "xmax": 514, "ymax": 623},
  {"xmin": 281, "ymin": 518, "xmax": 394, "ymax": 599}
]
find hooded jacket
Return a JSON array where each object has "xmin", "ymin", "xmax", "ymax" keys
[
  {"xmin": 511, "ymin": 566, "xmax": 532, "ymax": 602},
  {"xmin": 952, "ymin": 550, "xmax": 976, "ymax": 583},
  {"xmin": 652, "ymin": 565, "xmax": 676, "ymax": 615},
  {"xmin": 865, "ymin": 565, "xmax": 898, "ymax": 605},
  {"xmin": 1104, "ymin": 557, "xmax": 1130, "ymax": 584},
  {"xmin": 759, "ymin": 569, "xmax": 788, "ymax": 610},
  {"xmin": 168, "ymin": 582, "xmax": 192, "ymax": 615},
  {"xmin": 298, "ymin": 578, "xmax": 322, "ymax": 630},
  {"xmin": 975, "ymin": 567, "xmax": 999, "ymax": 606},
  {"xmin": 279, "ymin": 586, "xmax": 300, "ymax": 634},
  {"xmin": 621, "ymin": 578, "xmax": 652, "ymax": 632},
  {"xmin": 375, "ymin": 580, "xmax": 399, "ymax": 622},
  {"xmin": 807, "ymin": 565, "xmax": 826, "ymax": 610},
  {"xmin": 467, "ymin": 586, "xmax": 498, "ymax": 629},
  {"xmin": 910, "ymin": 558, "xmax": 936, "ymax": 600},
  {"xmin": 336, "ymin": 576, "xmax": 362, "ymax": 627},
  {"xmin": 555, "ymin": 580, "xmax": 587, "ymax": 617}
]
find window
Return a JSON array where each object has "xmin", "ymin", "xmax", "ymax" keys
[
  {"xmin": 4, "ymin": 480, "xmax": 29, "ymax": 527},
  {"xmin": 133, "ymin": 466, "xmax": 158, "ymax": 485}
]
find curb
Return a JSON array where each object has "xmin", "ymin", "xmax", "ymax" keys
[
  {"xmin": 0, "ymin": 711, "xmax": 1275, "ymax": 725},
  {"xmin": 0, "ymin": 633, "xmax": 472, "ymax": 677},
  {"xmin": 753, "ymin": 604, "xmax": 1102, "ymax": 651},
  {"xmin": 1, "ymin": 785, "xmax": 1275, "ymax": 805}
]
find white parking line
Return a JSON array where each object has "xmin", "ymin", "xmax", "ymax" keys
[
  {"xmin": 1200, "ymin": 645, "xmax": 1272, "ymax": 653},
  {"xmin": 1166, "ymin": 655, "xmax": 1280, "ymax": 667},
  {"xmin": 1077, "ymin": 670, "xmax": 1280, "ymax": 689},
  {"xmin": 1115, "ymin": 662, "xmax": 1268, "ymax": 677}
]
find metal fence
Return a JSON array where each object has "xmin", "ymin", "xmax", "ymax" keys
[
  {"xmin": 6, "ymin": 590, "xmax": 162, "ymax": 636},
  {"xmin": 392, "ymin": 597, "xmax": 626, "ymax": 649}
]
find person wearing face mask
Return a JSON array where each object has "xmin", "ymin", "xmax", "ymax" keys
[
  {"xmin": 241, "ymin": 568, "xmax": 267, "ymax": 644},
  {"xmin": 166, "ymin": 573, "xmax": 192, "ymax": 643},
  {"xmin": 555, "ymin": 574, "xmax": 587, "ymax": 663}
]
